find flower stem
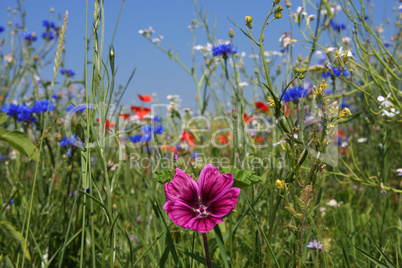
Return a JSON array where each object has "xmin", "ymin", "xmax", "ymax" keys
[{"xmin": 202, "ymin": 233, "xmax": 212, "ymax": 268}]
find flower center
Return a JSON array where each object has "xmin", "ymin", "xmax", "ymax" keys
[{"xmin": 195, "ymin": 204, "xmax": 209, "ymax": 218}]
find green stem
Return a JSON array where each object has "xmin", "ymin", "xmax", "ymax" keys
[{"xmin": 202, "ymin": 233, "xmax": 212, "ymax": 268}]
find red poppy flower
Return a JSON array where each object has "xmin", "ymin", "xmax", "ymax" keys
[
  {"xmin": 96, "ymin": 118, "xmax": 114, "ymax": 130},
  {"xmin": 137, "ymin": 94, "xmax": 152, "ymax": 102},
  {"xmin": 243, "ymin": 113, "xmax": 254, "ymax": 123},
  {"xmin": 217, "ymin": 135, "xmax": 228, "ymax": 145},
  {"xmin": 120, "ymin": 113, "xmax": 129, "ymax": 120},
  {"xmin": 162, "ymin": 145, "xmax": 178, "ymax": 152},
  {"xmin": 255, "ymin": 101, "xmax": 268, "ymax": 113},
  {"xmin": 181, "ymin": 131, "xmax": 195, "ymax": 147},
  {"xmin": 131, "ymin": 106, "xmax": 151, "ymax": 113},
  {"xmin": 255, "ymin": 136, "xmax": 264, "ymax": 143}
]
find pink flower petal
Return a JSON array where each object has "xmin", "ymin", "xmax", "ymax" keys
[
  {"xmin": 208, "ymin": 188, "xmax": 241, "ymax": 218},
  {"xmin": 163, "ymin": 201, "xmax": 197, "ymax": 229},
  {"xmin": 198, "ymin": 164, "xmax": 234, "ymax": 205},
  {"xmin": 187, "ymin": 216, "xmax": 223, "ymax": 233},
  {"xmin": 165, "ymin": 168, "xmax": 199, "ymax": 207}
]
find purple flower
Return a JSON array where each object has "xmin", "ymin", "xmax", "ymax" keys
[
  {"xmin": 163, "ymin": 164, "xmax": 240, "ymax": 233},
  {"xmin": 307, "ymin": 239, "xmax": 323, "ymax": 250},
  {"xmin": 173, "ymin": 152, "xmax": 179, "ymax": 161}
]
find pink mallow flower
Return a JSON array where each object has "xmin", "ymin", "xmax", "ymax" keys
[{"xmin": 163, "ymin": 164, "xmax": 241, "ymax": 233}]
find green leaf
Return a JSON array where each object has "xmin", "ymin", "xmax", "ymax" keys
[
  {"xmin": 354, "ymin": 245, "xmax": 389, "ymax": 268},
  {"xmin": 0, "ymin": 113, "xmax": 7, "ymax": 125},
  {"xmin": 372, "ymin": 242, "xmax": 396, "ymax": 268},
  {"xmin": 0, "ymin": 128, "xmax": 39, "ymax": 161},
  {"xmin": 214, "ymin": 225, "xmax": 229, "ymax": 268},
  {"xmin": 153, "ymin": 169, "xmax": 175, "ymax": 184},
  {"xmin": 220, "ymin": 166, "xmax": 262, "ymax": 189},
  {"xmin": 0, "ymin": 221, "xmax": 31, "ymax": 260},
  {"xmin": 182, "ymin": 251, "xmax": 222, "ymax": 268},
  {"xmin": 253, "ymin": 230, "xmax": 261, "ymax": 268}
]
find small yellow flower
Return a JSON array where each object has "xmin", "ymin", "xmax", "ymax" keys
[
  {"xmin": 313, "ymin": 79, "xmax": 328, "ymax": 95},
  {"xmin": 276, "ymin": 179, "xmax": 285, "ymax": 189},
  {"xmin": 267, "ymin": 97, "xmax": 276, "ymax": 108},
  {"xmin": 339, "ymin": 107, "xmax": 351, "ymax": 117}
]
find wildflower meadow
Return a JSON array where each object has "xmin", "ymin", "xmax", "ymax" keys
[{"xmin": 1, "ymin": 0, "xmax": 402, "ymax": 267}]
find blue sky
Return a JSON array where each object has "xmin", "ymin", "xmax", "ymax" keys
[{"xmin": 0, "ymin": 0, "xmax": 398, "ymax": 110}]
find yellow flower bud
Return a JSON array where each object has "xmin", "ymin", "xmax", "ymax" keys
[{"xmin": 245, "ymin": 16, "xmax": 253, "ymax": 28}]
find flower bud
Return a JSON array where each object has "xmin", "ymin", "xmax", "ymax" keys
[
  {"xmin": 229, "ymin": 28, "xmax": 234, "ymax": 38},
  {"xmin": 245, "ymin": 16, "xmax": 253, "ymax": 28},
  {"xmin": 275, "ymin": 5, "xmax": 283, "ymax": 19},
  {"xmin": 54, "ymin": 133, "xmax": 62, "ymax": 142},
  {"xmin": 285, "ymin": 0, "xmax": 291, "ymax": 8},
  {"xmin": 274, "ymin": 0, "xmax": 281, "ymax": 4}
]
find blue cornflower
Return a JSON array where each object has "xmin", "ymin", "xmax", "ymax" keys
[
  {"xmin": 321, "ymin": 67, "xmax": 349, "ymax": 78},
  {"xmin": 0, "ymin": 26, "xmax": 4, "ymax": 33},
  {"xmin": 60, "ymin": 69, "xmax": 75, "ymax": 77},
  {"xmin": 66, "ymin": 104, "xmax": 92, "ymax": 113},
  {"xmin": 142, "ymin": 125, "xmax": 153, "ymax": 135},
  {"xmin": 30, "ymin": 99, "xmax": 55, "ymax": 114},
  {"xmin": 281, "ymin": 86, "xmax": 307, "ymax": 102},
  {"xmin": 153, "ymin": 115, "xmax": 161, "ymax": 122},
  {"xmin": 212, "ymin": 43, "xmax": 238, "ymax": 57},
  {"xmin": 191, "ymin": 152, "xmax": 200, "ymax": 159},
  {"xmin": 22, "ymin": 32, "xmax": 37, "ymax": 42},
  {"xmin": 129, "ymin": 135, "xmax": 143, "ymax": 143},
  {"xmin": 42, "ymin": 31, "xmax": 55, "ymax": 40},
  {"xmin": 0, "ymin": 155, "xmax": 6, "ymax": 161},
  {"xmin": 60, "ymin": 135, "xmax": 81, "ymax": 147},
  {"xmin": 358, "ymin": 15, "xmax": 369, "ymax": 22},
  {"xmin": 2, "ymin": 103, "xmax": 37, "ymax": 123},
  {"xmin": 9, "ymin": 200, "xmax": 14, "ymax": 205},
  {"xmin": 154, "ymin": 125, "xmax": 164, "ymax": 135},
  {"xmin": 383, "ymin": 41, "xmax": 391, "ymax": 48},
  {"xmin": 42, "ymin": 20, "xmax": 56, "ymax": 29},
  {"xmin": 61, "ymin": 135, "xmax": 81, "ymax": 156},
  {"xmin": 141, "ymin": 125, "xmax": 164, "ymax": 135},
  {"xmin": 330, "ymin": 21, "xmax": 346, "ymax": 32}
]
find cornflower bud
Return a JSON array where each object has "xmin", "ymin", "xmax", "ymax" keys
[{"xmin": 229, "ymin": 28, "xmax": 234, "ymax": 38}]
